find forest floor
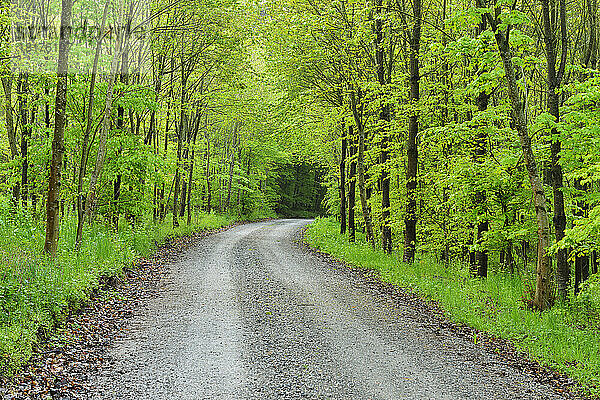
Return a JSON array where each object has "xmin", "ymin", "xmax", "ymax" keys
[{"xmin": 0, "ymin": 219, "xmax": 580, "ymax": 399}]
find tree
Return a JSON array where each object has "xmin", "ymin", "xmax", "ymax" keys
[
  {"xmin": 484, "ymin": 8, "xmax": 553, "ymax": 310},
  {"xmin": 403, "ymin": 0, "xmax": 421, "ymax": 263},
  {"xmin": 44, "ymin": 0, "xmax": 73, "ymax": 256}
]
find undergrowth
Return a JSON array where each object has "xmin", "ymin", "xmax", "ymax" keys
[
  {"xmin": 306, "ymin": 217, "xmax": 600, "ymax": 397},
  {"xmin": 0, "ymin": 203, "xmax": 244, "ymax": 375}
]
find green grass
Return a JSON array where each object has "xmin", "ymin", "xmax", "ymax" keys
[
  {"xmin": 306, "ymin": 217, "xmax": 600, "ymax": 397},
  {"xmin": 0, "ymin": 202, "xmax": 248, "ymax": 375}
]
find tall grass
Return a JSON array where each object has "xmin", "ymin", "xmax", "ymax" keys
[
  {"xmin": 306, "ymin": 217, "xmax": 600, "ymax": 396},
  {"xmin": 0, "ymin": 201, "xmax": 237, "ymax": 375}
]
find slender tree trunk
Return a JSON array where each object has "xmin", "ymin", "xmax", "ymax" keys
[
  {"xmin": 225, "ymin": 123, "xmax": 239, "ymax": 211},
  {"xmin": 404, "ymin": 0, "xmax": 421, "ymax": 263},
  {"xmin": 205, "ymin": 132, "xmax": 212, "ymax": 212},
  {"xmin": 44, "ymin": 0, "xmax": 73, "ymax": 256},
  {"xmin": 583, "ymin": 0, "xmax": 597, "ymax": 68},
  {"xmin": 340, "ymin": 127, "xmax": 347, "ymax": 235},
  {"xmin": 488, "ymin": 15, "xmax": 553, "ymax": 310},
  {"xmin": 173, "ymin": 42, "xmax": 188, "ymax": 227},
  {"xmin": 1, "ymin": 76, "xmax": 17, "ymax": 159},
  {"xmin": 84, "ymin": 5, "xmax": 125, "ymax": 222},
  {"xmin": 472, "ymin": 90, "xmax": 490, "ymax": 277},
  {"xmin": 541, "ymin": 0, "xmax": 568, "ymax": 300},
  {"xmin": 186, "ymin": 113, "xmax": 200, "ymax": 225},
  {"xmin": 470, "ymin": 4, "xmax": 490, "ymax": 277},
  {"xmin": 350, "ymin": 91, "xmax": 375, "ymax": 248},
  {"xmin": 18, "ymin": 73, "xmax": 30, "ymax": 209},
  {"xmin": 76, "ymin": 0, "xmax": 109, "ymax": 246},
  {"xmin": 574, "ymin": 178, "xmax": 590, "ymax": 295},
  {"xmin": 1, "ymin": 75, "xmax": 20, "ymax": 205},
  {"xmin": 113, "ymin": 6, "xmax": 131, "ymax": 230},
  {"xmin": 375, "ymin": 0, "xmax": 392, "ymax": 253},
  {"xmin": 173, "ymin": 122, "xmax": 183, "ymax": 227},
  {"xmin": 179, "ymin": 114, "xmax": 191, "ymax": 220},
  {"xmin": 348, "ymin": 125, "xmax": 357, "ymax": 242}
]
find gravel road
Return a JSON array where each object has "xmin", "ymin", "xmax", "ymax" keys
[{"xmin": 91, "ymin": 219, "xmax": 565, "ymax": 400}]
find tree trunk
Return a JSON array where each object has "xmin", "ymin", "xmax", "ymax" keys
[
  {"xmin": 404, "ymin": 0, "xmax": 421, "ymax": 263},
  {"xmin": 574, "ymin": 178, "xmax": 590, "ymax": 295},
  {"xmin": 186, "ymin": 112, "xmax": 200, "ymax": 225},
  {"xmin": 348, "ymin": 125, "xmax": 357, "ymax": 243},
  {"xmin": 76, "ymin": 0, "xmax": 109, "ymax": 246},
  {"xmin": 583, "ymin": 0, "xmax": 597, "ymax": 69},
  {"xmin": 113, "ymin": 6, "xmax": 131, "ymax": 230},
  {"xmin": 44, "ymin": 0, "xmax": 73, "ymax": 256},
  {"xmin": 470, "ymin": 4, "xmax": 491, "ymax": 277},
  {"xmin": 226, "ymin": 151, "xmax": 234, "ymax": 211},
  {"xmin": 340, "ymin": 128, "xmax": 347, "ymax": 235},
  {"xmin": 173, "ymin": 123, "xmax": 182, "ymax": 228},
  {"xmin": 84, "ymin": 5, "xmax": 125, "ymax": 223},
  {"xmin": 375, "ymin": 0, "xmax": 392, "ymax": 253},
  {"xmin": 173, "ymin": 39, "xmax": 188, "ymax": 228},
  {"xmin": 18, "ymin": 73, "xmax": 30, "ymax": 209},
  {"xmin": 489, "ymin": 15, "xmax": 553, "ymax": 310},
  {"xmin": 1, "ymin": 75, "xmax": 20, "ymax": 205},
  {"xmin": 205, "ymin": 132, "xmax": 212, "ymax": 212},
  {"xmin": 541, "ymin": 0, "xmax": 568, "ymax": 300},
  {"xmin": 350, "ymin": 90, "xmax": 375, "ymax": 248},
  {"xmin": 472, "ymin": 90, "xmax": 490, "ymax": 277}
]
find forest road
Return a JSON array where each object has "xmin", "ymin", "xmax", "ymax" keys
[{"xmin": 91, "ymin": 219, "xmax": 564, "ymax": 400}]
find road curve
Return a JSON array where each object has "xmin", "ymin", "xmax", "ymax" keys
[{"xmin": 91, "ymin": 219, "xmax": 564, "ymax": 400}]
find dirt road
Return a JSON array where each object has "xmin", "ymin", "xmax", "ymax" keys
[{"xmin": 92, "ymin": 219, "xmax": 564, "ymax": 399}]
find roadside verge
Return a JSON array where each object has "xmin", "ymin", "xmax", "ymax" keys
[
  {"xmin": 0, "ymin": 218, "xmax": 251, "ymax": 399},
  {"xmin": 302, "ymin": 217, "xmax": 598, "ymax": 400}
]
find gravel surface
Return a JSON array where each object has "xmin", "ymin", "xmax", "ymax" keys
[{"xmin": 89, "ymin": 219, "xmax": 567, "ymax": 400}]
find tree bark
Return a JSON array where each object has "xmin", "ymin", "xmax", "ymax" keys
[
  {"xmin": 348, "ymin": 125, "xmax": 357, "ymax": 242},
  {"xmin": 340, "ymin": 127, "xmax": 347, "ymax": 235},
  {"xmin": 44, "ymin": 0, "xmax": 73, "ymax": 256},
  {"xmin": 470, "ymin": 3, "xmax": 490, "ymax": 277},
  {"xmin": 186, "ymin": 111, "xmax": 201, "ymax": 225},
  {"xmin": 113, "ymin": 3, "xmax": 132, "ymax": 230},
  {"xmin": 574, "ymin": 178, "xmax": 590, "ymax": 295},
  {"xmin": 84, "ymin": 3, "xmax": 125, "ymax": 223},
  {"xmin": 76, "ymin": 0, "xmax": 109, "ymax": 246},
  {"xmin": 472, "ymin": 90, "xmax": 490, "ymax": 278},
  {"xmin": 205, "ymin": 131, "xmax": 212, "ymax": 212},
  {"xmin": 488, "ymin": 15, "xmax": 553, "ymax": 310},
  {"xmin": 582, "ymin": 0, "xmax": 597, "ymax": 69},
  {"xmin": 173, "ymin": 121, "xmax": 183, "ymax": 227},
  {"xmin": 18, "ymin": 73, "xmax": 30, "ymax": 209},
  {"xmin": 541, "ymin": 0, "xmax": 568, "ymax": 300},
  {"xmin": 375, "ymin": 0, "xmax": 392, "ymax": 253},
  {"xmin": 350, "ymin": 90, "xmax": 375, "ymax": 248},
  {"xmin": 404, "ymin": 0, "xmax": 421, "ymax": 263},
  {"xmin": 225, "ymin": 123, "xmax": 238, "ymax": 211},
  {"xmin": 1, "ymin": 75, "xmax": 20, "ymax": 205}
]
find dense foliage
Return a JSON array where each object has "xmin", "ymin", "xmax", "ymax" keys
[{"xmin": 256, "ymin": 0, "xmax": 600, "ymax": 309}]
